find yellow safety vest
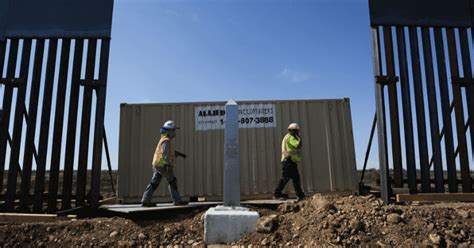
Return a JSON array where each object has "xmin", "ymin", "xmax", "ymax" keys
[
  {"xmin": 281, "ymin": 133, "xmax": 301, "ymax": 162},
  {"xmin": 152, "ymin": 135, "xmax": 175, "ymax": 168}
]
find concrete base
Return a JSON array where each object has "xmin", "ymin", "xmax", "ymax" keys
[{"xmin": 204, "ymin": 206, "xmax": 259, "ymax": 244}]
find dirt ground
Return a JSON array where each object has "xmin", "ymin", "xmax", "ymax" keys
[{"xmin": 1, "ymin": 194, "xmax": 473, "ymax": 247}]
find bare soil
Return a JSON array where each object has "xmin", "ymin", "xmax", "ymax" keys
[{"xmin": 1, "ymin": 194, "xmax": 473, "ymax": 247}]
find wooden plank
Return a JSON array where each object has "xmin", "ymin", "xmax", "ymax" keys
[
  {"xmin": 4, "ymin": 39, "xmax": 32, "ymax": 211},
  {"xmin": 409, "ymin": 27, "xmax": 429, "ymax": 193},
  {"xmin": 62, "ymin": 39, "xmax": 84, "ymax": 210},
  {"xmin": 90, "ymin": 39, "xmax": 110, "ymax": 208},
  {"xmin": 446, "ymin": 28, "xmax": 471, "ymax": 193},
  {"xmin": 395, "ymin": 26, "xmax": 416, "ymax": 190},
  {"xmin": 377, "ymin": 178, "xmax": 465, "ymax": 185},
  {"xmin": 76, "ymin": 38, "xmax": 97, "ymax": 207},
  {"xmin": 47, "ymin": 39, "xmax": 71, "ymax": 214},
  {"xmin": 421, "ymin": 28, "xmax": 444, "ymax": 193},
  {"xmin": 101, "ymin": 200, "xmax": 296, "ymax": 214},
  {"xmin": 100, "ymin": 202, "xmax": 221, "ymax": 214},
  {"xmin": 396, "ymin": 193, "xmax": 474, "ymax": 202},
  {"xmin": 33, "ymin": 39, "xmax": 58, "ymax": 213},
  {"xmin": 434, "ymin": 28, "xmax": 457, "ymax": 193},
  {"xmin": 3, "ymin": 193, "xmax": 79, "ymax": 201},
  {"xmin": 0, "ymin": 213, "xmax": 76, "ymax": 223},
  {"xmin": 19, "ymin": 39, "xmax": 45, "ymax": 211},
  {"xmin": 99, "ymin": 196, "xmax": 117, "ymax": 205},
  {"xmin": 0, "ymin": 39, "xmax": 19, "ymax": 194}
]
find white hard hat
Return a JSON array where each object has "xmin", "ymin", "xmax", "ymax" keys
[
  {"xmin": 163, "ymin": 120, "xmax": 179, "ymax": 130},
  {"xmin": 288, "ymin": 123, "xmax": 300, "ymax": 130}
]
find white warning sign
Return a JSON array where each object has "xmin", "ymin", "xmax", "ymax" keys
[{"xmin": 195, "ymin": 104, "xmax": 276, "ymax": 131}]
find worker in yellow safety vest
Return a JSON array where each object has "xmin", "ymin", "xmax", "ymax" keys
[
  {"xmin": 273, "ymin": 123, "xmax": 305, "ymax": 201},
  {"xmin": 141, "ymin": 120, "xmax": 188, "ymax": 207}
]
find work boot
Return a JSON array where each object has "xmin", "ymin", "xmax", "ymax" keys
[
  {"xmin": 296, "ymin": 196, "xmax": 305, "ymax": 202},
  {"xmin": 295, "ymin": 193, "xmax": 306, "ymax": 202},
  {"xmin": 141, "ymin": 202, "xmax": 156, "ymax": 207},
  {"xmin": 273, "ymin": 193, "xmax": 289, "ymax": 200},
  {"xmin": 174, "ymin": 200, "xmax": 188, "ymax": 206}
]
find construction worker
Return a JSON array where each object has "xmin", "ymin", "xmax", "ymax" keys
[
  {"xmin": 273, "ymin": 123, "xmax": 305, "ymax": 201},
  {"xmin": 141, "ymin": 120, "xmax": 188, "ymax": 207}
]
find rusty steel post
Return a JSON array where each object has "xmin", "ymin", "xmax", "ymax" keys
[
  {"xmin": 0, "ymin": 40, "xmax": 19, "ymax": 195},
  {"xmin": 446, "ymin": 28, "xmax": 471, "ymax": 193},
  {"xmin": 33, "ymin": 39, "xmax": 58, "ymax": 213},
  {"xmin": 76, "ymin": 39, "xmax": 97, "ymax": 207},
  {"xmin": 395, "ymin": 27, "xmax": 416, "ymax": 190},
  {"xmin": 382, "ymin": 26, "xmax": 403, "ymax": 190},
  {"xmin": 47, "ymin": 39, "xmax": 71, "ymax": 213},
  {"xmin": 371, "ymin": 27, "xmax": 391, "ymax": 203},
  {"xmin": 433, "ymin": 28, "xmax": 458, "ymax": 192},
  {"xmin": 62, "ymin": 39, "xmax": 84, "ymax": 210},
  {"xmin": 5, "ymin": 39, "xmax": 32, "ymax": 211},
  {"xmin": 421, "ymin": 28, "xmax": 444, "ymax": 193},
  {"xmin": 90, "ymin": 39, "xmax": 111, "ymax": 208},
  {"xmin": 19, "ymin": 39, "xmax": 45, "ymax": 210}
]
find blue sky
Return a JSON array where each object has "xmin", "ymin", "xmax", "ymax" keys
[{"xmin": 105, "ymin": 0, "xmax": 376, "ymax": 169}]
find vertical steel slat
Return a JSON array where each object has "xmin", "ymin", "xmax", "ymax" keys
[
  {"xmin": 103, "ymin": 128, "xmax": 116, "ymax": 196},
  {"xmin": 33, "ymin": 39, "xmax": 58, "ymax": 213},
  {"xmin": 47, "ymin": 39, "xmax": 71, "ymax": 213},
  {"xmin": 395, "ymin": 26, "xmax": 416, "ymax": 190},
  {"xmin": 421, "ymin": 28, "xmax": 444, "ymax": 192},
  {"xmin": 459, "ymin": 28, "xmax": 474, "ymax": 163},
  {"xmin": 446, "ymin": 28, "xmax": 470, "ymax": 193},
  {"xmin": 90, "ymin": 39, "xmax": 110, "ymax": 208},
  {"xmin": 0, "ymin": 40, "xmax": 6, "ymax": 192},
  {"xmin": 62, "ymin": 39, "xmax": 84, "ymax": 210},
  {"xmin": 19, "ymin": 40, "xmax": 45, "ymax": 210},
  {"xmin": 4, "ymin": 39, "xmax": 32, "ymax": 211},
  {"xmin": 408, "ymin": 27, "xmax": 429, "ymax": 193},
  {"xmin": 76, "ymin": 39, "xmax": 97, "ymax": 206},
  {"xmin": 382, "ymin": 26, "xmax": 403, "ymax": 189},
  {"xmin": 372, "ymin": 27, "xmax": 391, "ymax": 203},
  {"xmin": 434, "ymin": 28, "xmax": 457, "ymax": 192},
  {"xmin": 0, "ymin": 39, "xmax": 19, "ymax": 194},
  {"xmin": 360, "ymin": 113, "xmax": 377, "ymax": 186}
]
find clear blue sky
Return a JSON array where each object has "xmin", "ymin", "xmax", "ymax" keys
[{"xmin": 106, "ymin": 0, "xmax": 376, "ymax": 170}]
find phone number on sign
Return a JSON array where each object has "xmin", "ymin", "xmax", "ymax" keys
[{"xmin": 239, "ymin": 117, "xmax": 274, "ymax": 124}]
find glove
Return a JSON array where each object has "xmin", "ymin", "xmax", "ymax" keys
[{"xmin": 176, "ymin": 151, "xmax": 187, "ymax": 159}]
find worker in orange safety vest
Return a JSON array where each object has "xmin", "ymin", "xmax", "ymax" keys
[{"xmin": 141, "ymin": 120, "xmax": 188, "ymax": 207}]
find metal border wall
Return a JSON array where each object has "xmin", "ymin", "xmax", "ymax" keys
[
  {"xmin": 0, "ymin": 0, "xmax": 114, "ymax": 213},
  {"xmin": 369, "ymin": 0, "xmax": 474, "ymax": 202},
  {"xmin": 118, "ymin": 99, "xmax": 357, "ymax": 203}
]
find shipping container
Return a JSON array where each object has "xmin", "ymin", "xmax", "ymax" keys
[{"xmin": 118, "ymin": 99, "xmax": 357, "ymax": 203}]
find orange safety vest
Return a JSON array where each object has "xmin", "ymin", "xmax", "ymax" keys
[{"xmin": 152, "ymin": 135, "xmax": 175, "ymax": 168}]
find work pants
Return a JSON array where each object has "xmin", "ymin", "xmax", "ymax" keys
[
  {"xmin": 141, "ymin": 165, "xmax": 182, "ymax": 204},
  {"xmin": 274, "ymin": 159, "xmax": 305, "ymax": 198}
]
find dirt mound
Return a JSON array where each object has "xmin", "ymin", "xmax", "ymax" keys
[
  {"xmin": 0, "ymin": 211, "xmax": 206, "ymax": 247},
  {"xmin": 239, "ymin": 194, "xmax": 474, "ymax": 246},
  {"xmin": 1, "ymin": 195, "xmax": 473, "ymax": 246}
]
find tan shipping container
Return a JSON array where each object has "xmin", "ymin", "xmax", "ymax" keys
[{"xmin": 118, "ymin": 99, "xmax": 357, "ymax": 203}]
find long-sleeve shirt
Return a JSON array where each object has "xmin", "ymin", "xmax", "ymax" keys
[{"xmin": 161, "ymin": 140, "xmax": 171, "ymax": 164}]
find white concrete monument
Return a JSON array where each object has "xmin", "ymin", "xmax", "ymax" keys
[
  {"xmin": 204, "ymin": 100, "xmax": 259, "ymax": 244},
  {"xmin": 223, "ymin": 99, "xmax": 240, "ymax": 206}
]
